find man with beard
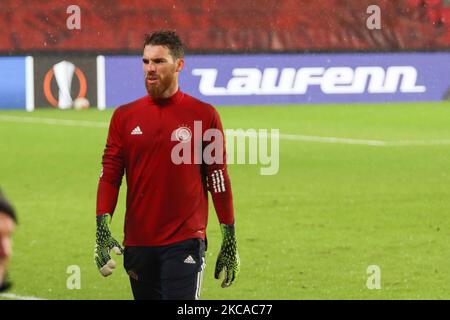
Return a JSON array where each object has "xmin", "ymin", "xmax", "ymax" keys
[
  {"xmin": 0, "ymin": 190, "xmax": 17, "ymax": 292},
  {"xmin": 94, "ymin": 30, "xmax": 240, "ymax": 300}
]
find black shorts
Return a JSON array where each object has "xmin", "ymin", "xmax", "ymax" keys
[{"xmin": 123, "ymin": 238, "xmax": 206, "ymax": 300}]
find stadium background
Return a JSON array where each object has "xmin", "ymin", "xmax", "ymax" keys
[{"xmin": 0, "ymin": 0, "xmax": 450, "ymax": 300}]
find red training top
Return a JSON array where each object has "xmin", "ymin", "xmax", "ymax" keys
[{"xmin": 96, "ymin": 90, "xmax": 234, "ymax": 246}]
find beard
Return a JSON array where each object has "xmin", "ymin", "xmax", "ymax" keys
[{"xmin": 145, "ymin": 72, "xmax": 175, "ymax": 98}]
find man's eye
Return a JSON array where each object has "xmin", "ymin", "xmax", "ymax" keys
[{"xmin": 142, "ymin": 59, "xmax": 149, "ymax": 64}]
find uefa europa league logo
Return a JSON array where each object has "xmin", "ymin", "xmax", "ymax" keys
[
  {"xmin": 44, "ymin": 60, "xmax": 87, "ymax": 109},
  {"xmin": 53, "ymin": 61, "xmax": 76, "ymax": 109}
]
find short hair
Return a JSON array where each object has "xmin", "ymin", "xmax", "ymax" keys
[
  {"xmin": 0, "ymin": 190, "xmax": 16, "ymax": 223},
  {"xmin": 144, "ymin": 30, "xmax": 184, "ymax": 60}
]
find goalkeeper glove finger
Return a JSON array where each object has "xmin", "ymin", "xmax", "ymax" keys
[
  {"xmin": 214, "ymin": 223, "xmax": 240, "ymax": 288},
  {"xmin": 94, "ymin": 214, "xmax": 124, "ymax": 277}
]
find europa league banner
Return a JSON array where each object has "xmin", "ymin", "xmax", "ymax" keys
[{"xmin": 33, "ymin": 56, "xmax": 97, "ymax": 109}]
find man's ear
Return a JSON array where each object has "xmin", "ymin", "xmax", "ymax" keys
[{"xmin": 176, "ymin": 58, "xmax": 184, "ymax": 72}]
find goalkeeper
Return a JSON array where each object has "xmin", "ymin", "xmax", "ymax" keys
[{"xmin": 95, "ymin": 30, "xmax": 239, "ymax": 300}]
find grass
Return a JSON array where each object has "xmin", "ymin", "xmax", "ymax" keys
[{"xmin": 1, "ymin": 101, "xmax": 450, "ymax": 299}]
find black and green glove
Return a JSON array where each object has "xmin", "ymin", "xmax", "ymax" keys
[
  {"xmin": 214, "ymin": 224, "xmax": 240, "ymax": 288},
  {"xmin": 94, "ymin": 214, "xmax": 123, "ymax": 277}
]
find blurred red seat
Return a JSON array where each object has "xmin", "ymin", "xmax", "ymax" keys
[
  {"xmin": 424, "ymin": 0, "xmax": 442, "ymax": 7},
  {"xmin": 441, "ymin": 7, "xmax": 450, "ymax": 24},
  {"xmin": 0, "ymin": 0, "xmax": 448, "ymax": 52},
  {"xmin": 427, "ymin": 8, "xmax": 443, "ymax": 23}
]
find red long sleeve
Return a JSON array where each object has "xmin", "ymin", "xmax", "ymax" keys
[
  {"xmin": 206, "ymin": 167, "xmax": 234, "ymax": 225},
  {"xmin": 96, "ymin": 180, "xmax": 120, "ymax": 216},
  {"xmin": 204, "ymin": 109, "xmax": 235, "ymax": 225},
  {"xmin": 96, "ymin": 109, "xmax": 125, "ymax": 217}
]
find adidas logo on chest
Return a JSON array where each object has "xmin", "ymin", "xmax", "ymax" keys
[{"xmin": 131, "ymin": 126, "xmax": 143, "ymax": 135}]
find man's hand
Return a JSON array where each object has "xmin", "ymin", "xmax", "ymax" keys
[
  {"xmin": 214, "ymin": 224, "xmax": 240, "ymax": 288},
  {"xmin": 94, "ymin": 213, "xmax": 123, "ymax": 277}
]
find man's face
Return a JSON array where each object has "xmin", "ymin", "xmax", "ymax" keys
[
  {"xmin": 0, "ymin": 212, "xmax": 15, "ymax": 285},
  {"xmin": 143, "ymin": 45, "xmax": 184, "ymax": 98}
]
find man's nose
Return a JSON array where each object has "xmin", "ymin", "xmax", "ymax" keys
[{"xmin": 146, "ymin": 62, "xmax": 157, "ymax": 73}]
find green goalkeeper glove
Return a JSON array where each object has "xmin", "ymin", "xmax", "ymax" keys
[
  {"xmin": 214, "ymin": 223, "xmax": 240, "ymax": 288},
  {"xmin": 94, "ymin": 214, "xmax": 123, "ymax": 277}
]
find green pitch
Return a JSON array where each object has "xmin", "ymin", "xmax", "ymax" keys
[{"xmin": 1, "ymin": 101, "xmax": 449, "ymax": 300}]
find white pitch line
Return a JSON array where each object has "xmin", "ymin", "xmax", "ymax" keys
[
  {"xmin": 0, "ymin": 115, "xmax": 108, "ymax": 128},
  {"xmin": 1, "ymin": 115, "xmax": 450, "ymax": 147},
  {"xmin": 386, "ymin": 140, "xmax": 450, "ymax": 146},
  {"xmin": 0, "ymin": 293, "xmax": 46, "ymax": 300},
  {"xmin": 279, "ymin": 133, "xmax": 387, "ymax": 146},
  {"xmin": 279, "ymin": 133, "xmax": 450, "ymax": 146}
]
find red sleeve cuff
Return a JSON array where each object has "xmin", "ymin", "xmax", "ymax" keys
[{"xmin": 96, "ymin": 179, "xmax": 120, "ymax": 216}]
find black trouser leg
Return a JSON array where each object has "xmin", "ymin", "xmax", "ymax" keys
[
  {"xmin": 160, "ymin": 239, "xmax": 206, "ymax": 300},
  {"xmin": 129, "ymin": 277, "xmax": 162, "ymax": 300},
  {"xmin": 124, "ymin": 239, "xmax": 206, "ymax": 300}
]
